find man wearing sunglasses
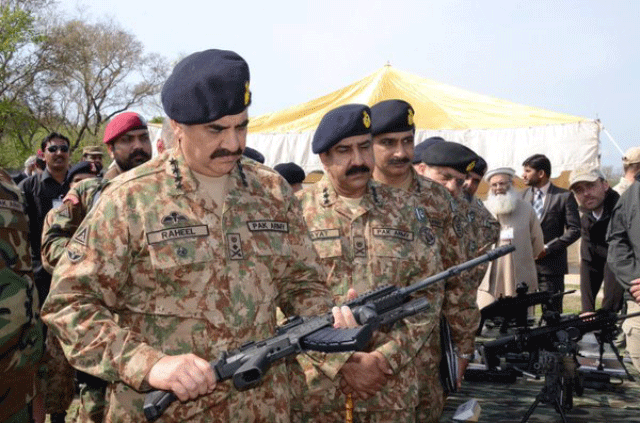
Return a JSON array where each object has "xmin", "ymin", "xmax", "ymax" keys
[
  {"xmin": 18, "ymin": 132, "xmax": 71, "ymax": 423},
  {"xmin": 19, "ymin": 132, "xmax": 71, "ymax": 309}
]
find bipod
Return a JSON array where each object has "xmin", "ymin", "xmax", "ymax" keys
[{"xmin": 594, "ymin": 327, "xmax": 635, "ymax": 382}]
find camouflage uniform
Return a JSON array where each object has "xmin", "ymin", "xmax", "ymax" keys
[
  {"xmin": 0, "ymin": 168, "xmax": 44, "ymax": 423},
  {"xmin": 41, "ymin": 151, "xmax": 335, "ymax": 423},
  {"xmin": 41, "ymin": 176, "xmax": 111, "ymax": 422},
  {"xmin": 406, "ymin": 169, "xmax": 483, "ymax": 422},
  {"xmin": 292, "ymin": 175, "xmax": 468, "ymax": 423}
]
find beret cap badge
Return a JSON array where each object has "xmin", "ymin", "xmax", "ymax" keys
[
  {"xmin": 466, "ymin": 160, "xmax": 476, "ymax": 173},
  {"xmin": 244, "ymin": 81, "xmax": 251, "ymax": 106},
  {"xmin": 362, "ymin": 111, "xmax": 371, "ymax": 129},
  {"xmin": 407, "ymin": 108, "xmax": 414, "ymax": 126}
]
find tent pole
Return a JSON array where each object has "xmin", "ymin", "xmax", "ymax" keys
[{"xmin": 602, "ymin": 128, "xmax": 625, "ymax": 156}]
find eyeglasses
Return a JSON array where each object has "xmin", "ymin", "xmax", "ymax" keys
[{"xmin": 47, "ymin": 145, "xmax": 69, "ymax": 153}]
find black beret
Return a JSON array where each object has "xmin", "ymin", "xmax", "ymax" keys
[
  {"xmin": 243, "ymin": 146, "xmax": 265, "ymax": 163},
  {"xmin": 471, "ymin": 156, "xmax": 487, "ymax": 176},
  {"xmin": 274, "ymin": 162, "xmax": 306, "ymax": 185},
  {"xmin": 421, "ymin": 141, "xmax": 478, "ymax": 175},
  {"xmin": 67, "ymin": 161, "xmax": 102, "ymax": 183},
  {"xmin": 162, "ymin": 49, "xmax": 251, "ymax": 125},
  {"xmin": 370, "ymin": 99, "xmax": 415, "ymax": 136},
  {"xmin": 413, "ymin": 136, "xmax": 445, "ymax": 164},
  {"xmin": 312, "ymin": 104, "xmax": 372, "ymax": 154}
]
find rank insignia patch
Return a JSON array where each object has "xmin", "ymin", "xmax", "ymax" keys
[
  {"xmin": 354, "ymin": 236, "xmax": 367, "ymax": 258},
  {"xmin": 227, "ymin": 233, "xmax": 244, "ymax": 260}
]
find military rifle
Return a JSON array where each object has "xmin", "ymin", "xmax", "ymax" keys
[
  {"xmin": 477, "ymin": 283, "xmax": 575, "ymax": 335},
  {"xmin": 143, "ymin": 245, "xmax": 515, "ymax": 421}
]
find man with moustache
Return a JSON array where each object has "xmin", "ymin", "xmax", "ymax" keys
[
  {"xmin": 40, "ymin": 113, "xmax": 153, "ymax": 423},
  {"xmin": 18, "ymin": 132, "xmax": 71, "ymax": 423},
  {"xmin": 293, "ymin": 104, "xmax": 469, "ymax": 422},
  {"xmin": 41, "ymin": 49, "xmax": 354, "ymax": 422},
  {"xmin": 478, "ymin": 167, "xmax": 544, "ymax": 308},
  {"xmin": 521, "ymin": 154, "xmax": 580, "ymax": 314},
  {"xmin": 569, "ymin": 167, "xmax": 623, "ymax": 313},
  {"xmin": 369, "ymin": 101, "xmax": 485, "ymax": 421}
]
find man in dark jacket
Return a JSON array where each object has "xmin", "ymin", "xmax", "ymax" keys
[
  {"xmin": 569, "ymin": 167, "xmax": 623, "ymax": 312},
  {"xmin": 607, "ymin": 172, "xmax": 640, "ymax": 373},
  {"xmin": 522, "ymin": 154, "xmax": 581, "ymax": 314}
]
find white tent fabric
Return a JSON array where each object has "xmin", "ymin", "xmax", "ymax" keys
[{"xmin": 246, "ymin": 66, "xmax": 600, "ymax": 176}]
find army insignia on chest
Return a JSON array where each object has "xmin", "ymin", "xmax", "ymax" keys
[
  {"xmin": 227, "ymin": 233, "xmax": 244, "ymax": 260},
  {"xmin": 353, "ymin": 236, "xmax": 367, "ymax": 257},
  {"xmin": 419, "ymin": 226, "xmax": 436, "ymax": 246},
  {"xmin": 452, "ymin": 215, "xmax": 465, "ymax": 238},
  {"xmin": 414, "ymin": 207, "xmax": 427, "ymax": 223},
  {"xmin": 161, "ymin": 212, "xmax": 189, "ymax": 226}
]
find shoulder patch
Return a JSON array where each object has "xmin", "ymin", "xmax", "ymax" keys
[
  {"xmin": 73, "ymin": 227, "xmax": 89, "ymax": 246},
  {"xmin": 67, "ymin": 249, "xmax": 84, "ymax": 263}
]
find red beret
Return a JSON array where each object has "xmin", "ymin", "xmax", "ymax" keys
[{"xmin": 103, "ymin": 112, "xmax": 147, "ymax": 144}]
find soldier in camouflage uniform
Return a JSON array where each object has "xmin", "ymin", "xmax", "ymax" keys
[
  {"xmin": 369, "ymin": 101, "xmax": 493, "ymax": 422},
  {"xmin": 42, "ymin": 49, "xmax": 353, "ymax": 423},
  {"xmin": 291, "ymin": 104, "xmax": 470, "ymax": 423},
  {"xmin": 0, "ymin": 168, "xmax": 44, "ymax": 423},
  {"xmin": 41, "ymin": 112, "xmax": 154, "ymax": 423}
]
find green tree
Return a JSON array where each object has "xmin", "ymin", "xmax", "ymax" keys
[{"xmin": 39, "ymin": 18, "xmax": 168, "ymax": 151}]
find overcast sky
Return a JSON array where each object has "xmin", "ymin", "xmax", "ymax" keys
[{"xmin": 58, "ymin": 0, "xmax": 639, "ymax": 169}]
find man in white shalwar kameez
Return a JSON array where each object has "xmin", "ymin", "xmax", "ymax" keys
[{"xmin": 478, "ymin": 167, "xmax": 545, "ymax": 308}]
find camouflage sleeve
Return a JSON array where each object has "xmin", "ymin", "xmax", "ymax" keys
[
  {"xmin": 41, "ymin": 189, "xmax": 164, "ymax": 390},
  {"xmin": 41, "ymin": 182, "xmax": 97, "ymax": 274},
  {"xmin": 442, "ymin": 205, "xmax": 480, "ymax": 355}
]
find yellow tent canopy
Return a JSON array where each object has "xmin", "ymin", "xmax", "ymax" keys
[{"xmin": 248, "ymin": 65, "xmax": 600, "ymax": 175}]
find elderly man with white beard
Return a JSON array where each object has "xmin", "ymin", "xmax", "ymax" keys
[{"xmin": 477, "ymin": 167, "xmax": 545, "ymax": 308}]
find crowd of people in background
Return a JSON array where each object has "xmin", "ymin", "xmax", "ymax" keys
[{"xmin": 3, "ymin": 47, "xmax": 640, "ymax": 423}]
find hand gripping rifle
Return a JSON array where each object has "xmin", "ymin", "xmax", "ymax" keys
[{"xmin": 143, "ymin": 244, "xmax": 515, "ymax": 421}]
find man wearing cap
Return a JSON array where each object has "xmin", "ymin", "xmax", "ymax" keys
[
  {"xmin": 274, "ymin": 162, "xmax": 306, "ymax": 192},
  {"xmin": 41, "ymin": 49, "xmax": 353, "ymax": 422},
  {"xmin": 569, "ymin": 167, "xmax": 623, "ymax": 313},
  {"xmin": 613, "ymin": 146, "xmax": 640, "ymax": 195},
  {"xmin": 522, "ymin": 154, "xmax": 580, "ymax": 314},
  {"xmin": 412, "ymin": 138, "xmax": 499, "ymax": 421},
  {"xmin": 607, "ymin": 165, "xmax": 640, "ymax": 373},
  {"xmin": 40, "ymin": 112, "xmax": 152, "ymax": 422},
  {"xmin": 478, "ymin": 167, "xmax": 544, "ymax": 308},
  {"xmin": 293, "ymin": 103, "xmax": 466, "ymax": 422},
  {"xmin": 81, "ymin": 146, "xmax": 104, "ymax": 168}
]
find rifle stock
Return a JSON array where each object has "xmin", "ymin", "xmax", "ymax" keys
[{"xmin": 143, "ymin": 245, "xmax": 515, "ymax": 421}]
